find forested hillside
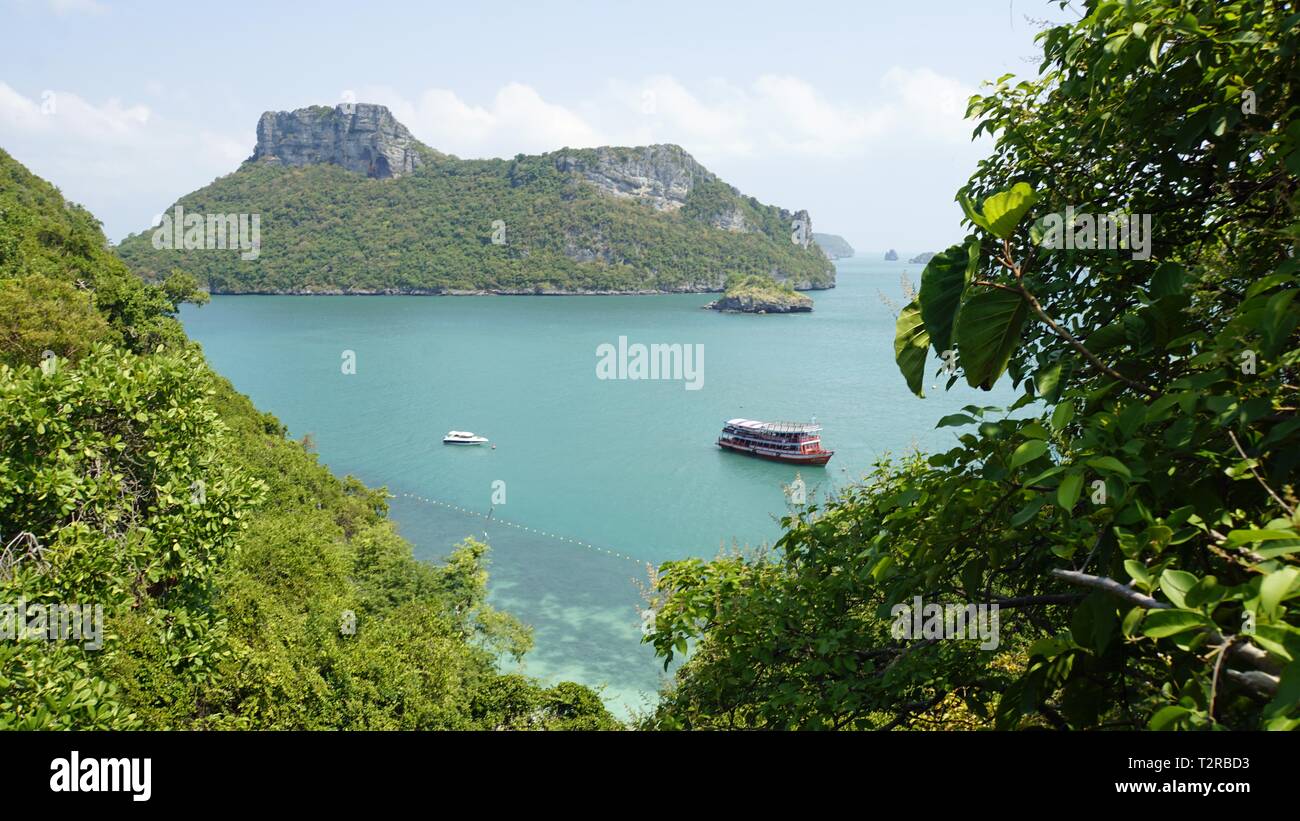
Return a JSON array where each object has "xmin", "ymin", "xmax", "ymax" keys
[
  {"xmin": 644, "ymin": 0, "xmax": 1300, "ymax": 731},
  {"xmin": 114, "ymin": 109, "xmax": 835, "ymax": 295},
  {"xmin": 0, "ymin": 148, "xmax": 617, "ymax": 729}
]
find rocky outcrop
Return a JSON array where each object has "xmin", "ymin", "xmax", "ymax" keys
[
  {"xmin": 249, "ymin": 103, "xmax": 424, "ymax": 179},
  {"xmin": 885, "ymin": 249, "xmax": 899, "ymax": 261},
  {"xmin": 711, "ymin": 207, "xmax": 748, "ymax": 233},
  {"xmin": 705, "ymin": 273, "xmax": 814, "ymax": 313},
  {"xmin": 909, "ymin": 251, "xmax": 936, "ymax": 264},
  {"xmin": 553, "ymin": 145, "xmax": 714, "ymax": 211},
  {"xmin": 706, "ymin": 293, "xmax": 813, "ymax": 313},
  {"xmin": 550, "ymin": 145, "xmax": 816, "ymax": 255}
]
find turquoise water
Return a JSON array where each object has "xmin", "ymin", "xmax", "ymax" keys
[{"xmin": 179, "ymin": 256, "xmax": 1017, "ymax": 716}]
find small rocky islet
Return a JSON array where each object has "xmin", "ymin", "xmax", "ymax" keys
[{"xmin": 704, "ymin": 273, "xmax": 814, "ymax": 314}]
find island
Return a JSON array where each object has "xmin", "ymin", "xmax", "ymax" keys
[
  {"xmin": 909, "ymin": 251, "xmax": 936, "ymax": 264},
  {"xmin": 812, "ymin": 233, "xmax": 854, "ymax": 259},
  {"xmin": 884, "ymin": 249, "xmax": 899, "ymax": 261},
  {"xmin": 115, "ymin": 103, "xmax": 835, "ymax": 296},
  {"xmin": 705, "ymin": 273, "xmax": 813, "ymax": 313}
]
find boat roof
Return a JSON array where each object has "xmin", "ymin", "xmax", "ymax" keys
[
  {"xmin": 724, "ymin": 418, "xmax": 822, "ymax": 433},
  {"xmin": 445, "ymin": 431, "xmax": 479, "ymax": 437}
]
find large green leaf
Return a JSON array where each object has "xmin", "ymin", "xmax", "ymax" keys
[
  {"xmin": 1086, "ymin": 456, "xmax": 1131, "ymax": 479},
  {"xmin": 1148, "ymin": 705, "xmax": 1191, "ymax": 730},
  {"xmin": 979, "ymin": 182, "xmax": 1039, "ymax": 239},
  {"xmin": 1261, "ymin": 567, "xmax": 1300, "ymax": 620},
  {"xmin": 958, "ymin": 193, "xmax": 990, "ymax": 233},
  {"xmin": 893, "ymin": 300, "xmax": 930, "ymax": 397},
  {"xmin": 1141, "ymin": 609, "xmax": 1209, "ymax": 638},
  {"xmin": 1057, "ymin": 470, "xmax": 1084, "ymax": 510},
  {"xmin": 954, "ymin": 287, "xmax": 1028, "ymax": 389},
  {"xmin": 1010, "ymin": 439, "xmax": 1049, "ymax": 469},
  {"xmin": 1159, "ymin": 569, "xmax": 1198, "ymax": 609},
  {"xmin": 918, "ymin": 240, "xmax": 977, "ymax": 355},
  {"xmin": 1034, "ymin": 358, "xmax": 1073, "ymax": 403}
]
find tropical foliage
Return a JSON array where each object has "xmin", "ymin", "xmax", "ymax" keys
[
  {"xmin": 0, "ymin": 147, "xmax": 618, "ymax": 730},
  {"xmin": 646, "ymin": 0, "xmax": 1300, "ymax": 730}
]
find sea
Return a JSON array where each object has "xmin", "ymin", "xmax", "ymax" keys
[{"xmin": 179, "ymin": 255, "xmax": 1019, "ymax": 719}]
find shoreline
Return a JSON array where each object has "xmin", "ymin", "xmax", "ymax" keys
[{"xmin": 196, "ymin": 284, "xmax": 837, "ymax": 296}]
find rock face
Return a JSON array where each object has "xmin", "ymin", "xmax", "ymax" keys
[
  {"xmin": 813, "ymin": 233, "xmax": 854, "ymax": 259},
  {"xmin": 552, "ymin": 145, "xmax": 814, "ymax": 249},
  {"xmin": 249, "ymin": 104, "xmax": 424, "ymax": 179},
  {"xmin": 553, "ymin": 145, "xmax": 714, "ymax": 211},
  {"xmin": 885, "ymin": 249, "xmax": 899, "ymax": 261}
]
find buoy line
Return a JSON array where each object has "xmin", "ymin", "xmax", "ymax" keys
[{"xmin": 393, "ymin": 492, "xmax": 644, "ymax": 566}]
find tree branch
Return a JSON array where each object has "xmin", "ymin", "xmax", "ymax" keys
[
  {"xmin": 1227, "ymin": 429, "xmax": 1296, "ymax": 517},
  {"xmin": 1049, "ymin": 568, "xmax": 1164, "ymax": 609},
  {"xmin": 989, "ymin": 240, "xmax": 1160, "ymax": 397},
  {"xmin": 1049, "ymin": 568, "xmax": 1283, "ymax": 688}
]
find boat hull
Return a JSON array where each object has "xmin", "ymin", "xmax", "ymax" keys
[{"xmin": 718, "ymin": 440, "xmax": 832, "ymax": 466}]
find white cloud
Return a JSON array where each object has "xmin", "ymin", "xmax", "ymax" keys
[
  {"xmin": 0, "ymin": 82, "xmax": 249, "ymax": 239},
  {"xmin": 879, "ymin": 66, "xmax": 977, "ymax": 141},
  {"xmin": 0, "ymin": 84, "xmax": 149, "ymax": 141},
  {"xmin": 355, "ymin": 82, "xmax": 606, "ymax": 158},
  {"xmin": 355, "ymin": 68, "xmax": 976, "ymax": 164}
]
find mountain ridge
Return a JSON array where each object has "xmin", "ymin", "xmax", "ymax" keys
[
  {"xmin": 812, "ymin": 232, "xmax": 854, "ymax": 259},
  {"xmin": 116, "ymin": 103, "xmax": 834, "ymax": 295}
]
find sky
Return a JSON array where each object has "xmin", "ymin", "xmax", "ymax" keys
[{"xmin": 0, "ymin": 0, "xmax": 1074, "ymax": 250}]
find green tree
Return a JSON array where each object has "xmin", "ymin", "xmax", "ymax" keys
[
  {"xmin": 647, "ymin": 0, "xmax": 1300, "ymax": 731},
  {"xmin": 0, "ymin": 145, "xmax": 618, "ymax": 731}
]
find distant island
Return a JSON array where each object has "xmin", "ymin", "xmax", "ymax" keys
[
  {"xmin": 705, "ymin": 273, "xmax": 813, "ymax": 313},
  {"xmin": 812, "ymin": 233, "xmax": 854, "ymax": 259},
  {"xmin": 909, "ymin": 251, "xmax": 936, "ymax": 264},
  {"xmin": 884, "ymin": 249, "xmax": 899, "ymax": 261},
  {"xmin": 116, "ymin": 103, "xmax": 834, "ymax": 296}
]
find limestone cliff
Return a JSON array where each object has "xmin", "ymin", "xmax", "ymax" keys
[
  {"xmin": 551, "ymin": 145, "xmax": 814, "ymax": 248},
  {"xmin": 249, "ymin": 104, "xmax": 426, "ymax": 179},
  {"xmin": 553, "ymin": 145, "xmax": 712, "ymax": 211}
]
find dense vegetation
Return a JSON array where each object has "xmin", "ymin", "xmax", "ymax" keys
[
  {"xmin": 114, "ymin": 145, "xmax": 834, "ymax": 295},
  {"xmin": 645, "ymin": 0, "xmax": 1300, "ymax": 730},
  {"xmin": 0, "ymin": 147, "xmax": 618, "ymax": 729}
]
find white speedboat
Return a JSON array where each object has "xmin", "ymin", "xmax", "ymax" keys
[{"xmin": 443, "ymin": 430, "xmax": 489, "ymax": 445}]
